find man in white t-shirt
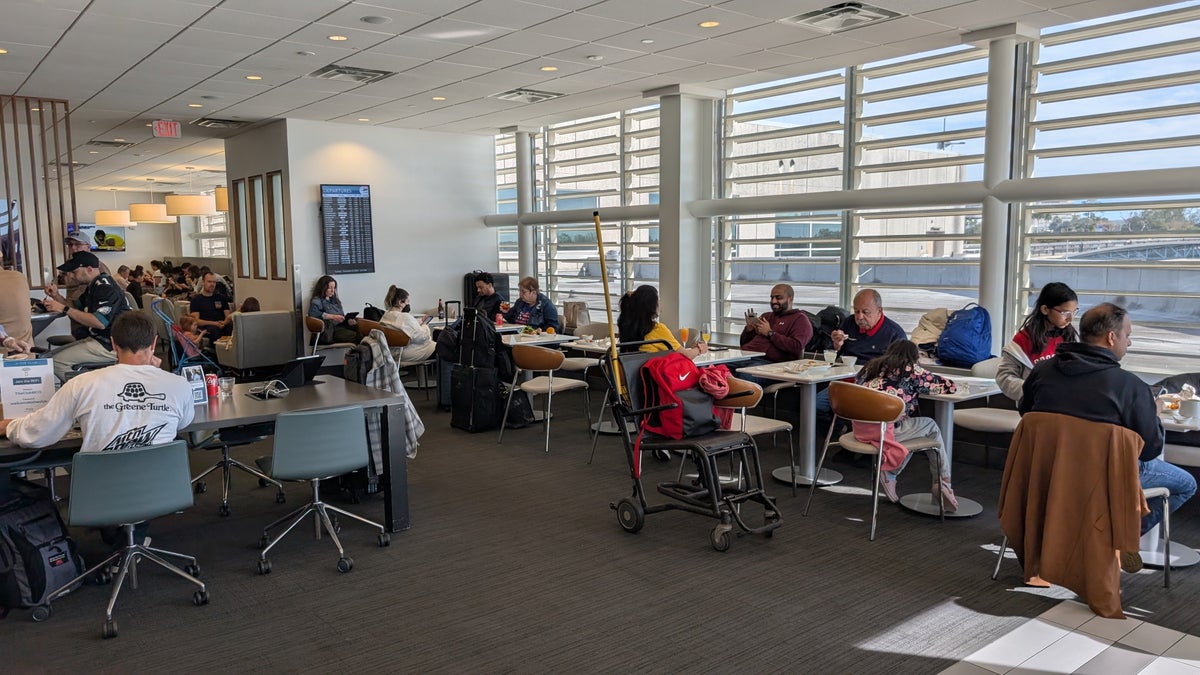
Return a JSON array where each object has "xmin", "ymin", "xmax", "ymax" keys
[{"xmin": 0, "ymin": 312, "xmax": 195, "ymax": 453}]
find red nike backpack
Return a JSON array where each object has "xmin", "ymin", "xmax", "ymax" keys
[{"xmin": 638, "ymin": 352, "xmax": 720, "ymax": 439}]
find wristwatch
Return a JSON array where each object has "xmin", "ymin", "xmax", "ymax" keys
[{"xmin": 766, "ymin": 330, "xmax": 774, "ymax": 338}]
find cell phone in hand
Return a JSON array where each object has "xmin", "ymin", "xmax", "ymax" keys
[{"xmin": 745, "ymin": 308, "xmax": 757, "ymax": 319}]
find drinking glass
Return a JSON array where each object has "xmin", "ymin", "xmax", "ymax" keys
[
  {"xmin": 680, "ymin": 327, "xmax": 690, "ymax": 345},
  {"xmin": 218, "ymin": 377, "xmax": 235, "ymax": 398},
  {"xmin": 700, "ymin": 322, "xmax": 711, "ymax": 342},
  {"xmin": 823, "ymin": 350, "xmax": 838, "ymax": 363}
]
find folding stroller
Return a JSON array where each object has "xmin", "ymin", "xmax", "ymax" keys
[
  {"xmin": 151, "ymin": 299, "xmax": 221, "ymax": 375},
  {"xmin": 603, "ymin": 340, "xmax": 781, "ymax": 551}
]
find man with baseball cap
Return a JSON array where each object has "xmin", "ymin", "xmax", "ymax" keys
[
  {"xmin": 42, "ymin": 250, "xmax": 131, "ymax": 382},
  {"xmin": 51, "ymin": 235, "xmax": 115, "ymax": 340}
]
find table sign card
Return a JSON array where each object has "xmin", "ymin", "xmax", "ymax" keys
[
  {"xmin": 0, "ymin": 357, "xmax": 55, "ymax": 417},
  {"xmin": 182, "ymin": 364, "xmax": 208, "ymax": 404}
]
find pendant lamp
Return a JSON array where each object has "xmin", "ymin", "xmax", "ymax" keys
[
  {"xmin": 165, "ymin": 167, "xmax": 218, "ymax": 216},
  {"xmin": 214, "ymin": 186, "xmax": 229, "ymax": 212},
  {"xmin": 128, "ymin": 179, "xmax": 177, "ymax": 224},
  {"xmin": 94, "ymin": 189, "xmax": 132, "ymax": 226}
]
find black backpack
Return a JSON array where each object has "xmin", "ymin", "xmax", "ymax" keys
[
  {"xmin": 343, "ymin": 342, "xmax": 373, "ymax": 384},
  {"xmin": 0, "ymin": 486, "xmax": 85, "ymax": 617},
  {"xmin": 806, "ymin": 305, "xmax": 850, "ymax": 353}
]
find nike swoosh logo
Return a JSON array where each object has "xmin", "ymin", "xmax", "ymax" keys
[{"xmin": 677, "ymin": 374, "xmax": 689, "ymax": 382}]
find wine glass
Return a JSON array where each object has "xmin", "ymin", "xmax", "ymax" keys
[
  {"xmin": 700, "ymin": 322, "xmax": 711, "ymax": 343},
  {"xmin": 680, "ymin": 327, "xmax": 690, "ymax": 345}
]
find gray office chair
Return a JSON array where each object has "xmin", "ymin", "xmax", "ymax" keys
[
  {"xmin": 31, "ymin": 441, "xmax": 208, "ymax": 638},
  {"xmin": 190, "ymin": 424, "xmax": 285, "ymax": 517},
  {"xmin": 257, "ymin": 406, "xmax": 389, "ymax": 575}
]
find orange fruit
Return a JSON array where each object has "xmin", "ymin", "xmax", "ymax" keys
[{"xmin": 546, "ymin": 326, "xmax": 556, "ymax": 334}]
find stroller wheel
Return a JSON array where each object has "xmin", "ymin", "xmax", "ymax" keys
[
  {"xmin": 710, "ymin": 525, "xmax": 733, "ymax": 553},
  {"xmin": 615, "ymin": 498, "xmax": 645, "ymax": 534}
]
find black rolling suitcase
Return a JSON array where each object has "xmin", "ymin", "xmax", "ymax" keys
[
  {"xmin": 463, "ymin": 270, "xmax": 510, "ymax": 307},
  {"xmin": 449, "ymin": 309, "xmax": 503, "ymax": 432}
]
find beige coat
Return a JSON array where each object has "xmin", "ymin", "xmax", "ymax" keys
[{"xmin": 998, "ymin": 411, "xmax": 1149, "ymax": 619}]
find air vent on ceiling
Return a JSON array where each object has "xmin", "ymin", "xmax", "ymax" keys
[
  {"xmin": 490, "ymin": 88, "xmax": 563, "ymax": 104},
  {"xmin": 48, "ymin": 160, "xmax": 88, "ymax": 168},
  {"xmin": 190, "ymin": 117, "xmax": 248, "ymax": 129},
  {"xmin": 307, "ymin": 64, "xmax": 395, "ymax": 84},
  {"xmin": 780, "ymin": 2, "xmax": 902, "ymax": 34},
  {"xmin": 86, "ymin": 140, "xmax": 134, "ymax": 149}
]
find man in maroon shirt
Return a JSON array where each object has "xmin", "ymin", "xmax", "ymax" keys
[{"xmin": 736, "ymin": 284, "xmax": 813, "ymax": 385}]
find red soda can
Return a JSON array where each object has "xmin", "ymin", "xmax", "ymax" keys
[
  {"xmin": 495, "ymin": 313, "xmax": 503, "ymax": 327},
  {"xmin": 205, "ymin": 373, "xmax": 219, "ymax": 397}
]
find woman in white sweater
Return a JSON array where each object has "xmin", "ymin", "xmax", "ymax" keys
[{"xmin": 380, "ymin": 285, "xmax": 435, "ymax": 362}]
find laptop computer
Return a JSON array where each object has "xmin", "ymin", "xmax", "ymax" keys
[{"xmin": 276, "ymin": 355, "xmax": 324, "ymax": 388}]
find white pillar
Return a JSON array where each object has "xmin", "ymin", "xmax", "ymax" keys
[
  {"xmin": 513, "ymin": 129, "xmax": 537, "ymax": 281},
  {"xmin": 653, "ymin": 87, "xmax": 718, "ymax": 332},
  {"xmin": 968, "ymin": 23, "xmax": 1037, "ymax": 352}
]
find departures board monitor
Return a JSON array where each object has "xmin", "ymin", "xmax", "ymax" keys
[{"xmin": 320, "ymin": 184, "xmax": 375, "ymax": 274}]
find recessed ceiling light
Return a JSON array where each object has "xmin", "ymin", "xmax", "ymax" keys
[
  {"xmin": 357, "ymin": 118, "xmax": 370, "ymax": 122},
  {"xmin": 586, "ymin": 55, "xmax": 604, "ymax": 62},
  {"xmin": 328, "ymin": 35, "xmax": 349, "ymax": 41},
  {"xmin": 145, "ymin": 123, "xmax": 152, "ymax": 127},
  {"xmin": 246, "ymin": 75, "xmax": 263, "ymax": 80},
  {"xmin": 0, "ymin": 49, "xmax": 8, "ymax": 55},
  {"xmin": 30, "ymin": 107, "xmax": 39, "ymax": 111},
  {"xmin": 360, "ymin": 15, "xmax": 391, "ymax": 24},
  {"xmin": 540, "ymin": 66, "xmax": 558, "ymax": 72},
  {"xmin": 431, "ymin": 96, "xmax": 446, "ymax": 101},
  {"xmin": 640, "ymin": 39, "xmax": 654, "ymax": 44},
  {"xmin": 188, "ymin": 103, "xmax": 203, "ymax": 108},
  {"xmin": 297, "ymin": 50, "xmax": 316, "ymax": 56},
  {"xmin": 699, "ymin": 20, "xmax": 720, "ymax": 28},
  {"xmin": 88, "ymin": 150, "xmax": 98, "ymax": 154}
]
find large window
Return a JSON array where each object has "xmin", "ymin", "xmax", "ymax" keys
[{"xmin": 1018, "ymin": 1, "xmax": 1200, "ymax": 357}]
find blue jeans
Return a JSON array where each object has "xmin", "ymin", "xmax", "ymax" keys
[{"xmin": 1139, "ymin": 458, "xmax": 1197, "ymax": 534}]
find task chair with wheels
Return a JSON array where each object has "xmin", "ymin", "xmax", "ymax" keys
[
  {"xmin": 257, "ymin": 406, "xmax": 389, "ymax": 575},
  {"xmin": 803, "ymin": 381, "xmax": 945, "ymax": 540},
  {"xmin": 190, "ymin": 423, "xmax": 284, "ymax": 517},
  {"xmin": 31, "ymin": 441, "xmax": 208, "ymax": 639}
]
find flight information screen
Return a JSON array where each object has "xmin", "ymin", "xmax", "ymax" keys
[{"xmin": 320, "ymin": 184, "xmax": 374, "ymax": 274}]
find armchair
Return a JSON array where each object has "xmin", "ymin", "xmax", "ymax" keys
[{"xmin": 216, "ymin": 310, "xmax": 297, "ymax": 371}]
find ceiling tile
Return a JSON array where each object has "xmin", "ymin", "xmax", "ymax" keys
[
  {"xmin": 169, "ymin": 28, "xmax": 275, "ymax": 55},
  {"xmin": 403, "ymin": 17, "xmax": 514, "ymax": 46},
  {"xmin": 613, "ymin": 53, "xmax": 702, "ymax": 75},
  {"xmin": 720, "ymin": 49, "xmax": 804, "ymax": 71},
  {"xmin": 439, "ymin": 47, "xmax": 533, "ymax": 69},
  {"xmin": 658, "ymin": 38, "xmax": 754, "ymax": 62},
  {"xmin": 595, "ymin": 26, "xmax": 701, "ymax": 53},
  {"xmin": 216, "ymin": 0, "xmax": 345, "ymax": 22},
  {"xmin": 719, "ymin": 21, "xmax": 832, "ymax": 49},
  {"xmin": 88, "ymin": 0, "xmax": 211, "ymax": 26},
  {"xmin": 250, "ymin": 40, "xmax": 358, "ymax": 65},
  {"xmin": 506, "ymin": 57, "xmax": 598, "ymax": 78},
  {"xmin": 832, "ymin": 16, "xmax": 953, "ymax": 44},
  {"xmin": 713, "ymin": 0, "xmax": 833, "ymax": 21},
  {"xmin": 316, "ymin": 3, "xmax": 437, "ymax": 34},
  {"xmin": 190, "ymin": 9, "xmax": 310, "ymax": 40},
  {"xmin": 530, "ymin": 12, "xmax": 640, "ymax": 42},
  {"xmin": 667, "ymin": 62, "xmax": 753, "ymax": 83},
  {"xmin": 334, "ymin": 51, "xmax": 426, "ymax": 73},
  {"xmin": 549, "ymin": 42, "xmax": 646, "ymax": 66},
  {"xmin": 508, "ymin": 0, "xmax": 602, "ymax": 10},
  {"xmin": 918, "ymin": 0, "xmax": 1048, "ymax": 29},
  {"xmin": 369, "ymin": 36, "xmax": 466, "ymax": 60},
  {"xmin": 353, "ymin": 0, "xmax": 478, "ymax": 16},
  {"xmin": 462, "ymin": 70, "xmax": 545, "ymax": 93},
  {"xmin": 284, "ymin": 23, "xmax": 397, "ymax": 50},
  {"xmin": 402, "ymin": 60, "xmax": 492, "ymax": 83},
  {"xmin": 579, "ymin": 0, "xmax": 703, "ymax": 24},
  {"xmin": 448, "ymin": 0, "xmax": 568, "ymax": 30},
  {"xmin": 154, "ymin": 43, "xmax": 250, "ymax": 68},
  {"xmin": 649, "ymin": 6, "xmax": 771, "ymax": 39},
  {"xmin": 482, "ymin": 31, "xmax": 583, "ymax": 56},
  {"xmin": 0, "ymin": 4, "xmax": 81, "ymax": 46},
  {"xmin": 0, "ymin": 45, "xmax": 52, "ymax": 74},
  {"xmin": 772, "ymin": 33, "xmax": 879, "ymax": 59}
]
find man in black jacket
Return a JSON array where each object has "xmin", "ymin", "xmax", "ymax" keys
[{"xmin": 1021, "ymin": 302, "xmax": 1195, "ymax": 536}]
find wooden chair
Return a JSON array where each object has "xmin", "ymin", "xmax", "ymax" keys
[
  {"xmin": 803, "ymin": 381, "xmax": 944, "ymax": 540},
  {"xmin": 305, "ymin": 315, "xmax": 355, "ymax": 358},
  {"xmin": 499, "ymin": 344, "xmax": 591, "ymax": 453}
]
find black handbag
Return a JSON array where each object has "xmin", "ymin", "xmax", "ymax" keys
[{"xmin": 363, "ymin": 303, "xmax": 385, "ymax": 322}]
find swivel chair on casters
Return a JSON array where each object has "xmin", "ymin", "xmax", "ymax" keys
[
  {"xmin": 190, "ymin": 423, "xmax": 284, "ymax": 517},
  {"xmin": 257, "ymin": 406, "xmax": 389, "ymax": 575},
  {"xmin": 31, "ymin": 441, "xmax": 208, "ymax": 639}
]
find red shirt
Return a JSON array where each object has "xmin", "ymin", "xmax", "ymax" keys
[{"xmin": 1013, "ymin": 328, "xmax": 1065, "ymax": 364}]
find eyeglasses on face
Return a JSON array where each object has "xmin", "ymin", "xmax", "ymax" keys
[{"xmin": 1050, "ymin": 307, "xmax": 1077, "ymax": 318}]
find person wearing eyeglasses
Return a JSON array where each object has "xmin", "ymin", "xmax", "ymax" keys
[{"xmin": 996, "ymin": 282, "xmax": 1079, "ymax": 403}]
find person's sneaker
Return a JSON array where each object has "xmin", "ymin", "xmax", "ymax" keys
[
  {"xmin": 878, "ymin": 472, "xmax": 899, "ymax": 503},
  {"xmin": 1120, "ymin": 550, "xmax": 1143, "ymax": 573},
  {"xmin": 938, "ymin": 482, "xmax": 959, "ymax": 513}
]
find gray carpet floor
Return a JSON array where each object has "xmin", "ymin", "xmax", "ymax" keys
[{"xmin": 4, "ymin": 381, "xmax": 1200, "ymax": 673}]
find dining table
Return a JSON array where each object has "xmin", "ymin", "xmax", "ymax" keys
[
  {"xmin": 1147, "ymin": 411, "xmax": 1200, "ymax": 567},
  {"xmin": 737, "ymin": 359, "xmax": 859, "ymax": 487}
]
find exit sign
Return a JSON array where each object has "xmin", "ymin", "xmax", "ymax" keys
[{"xmin": 152, "ymin": 120, "xmax": 180, "ymax": 138}]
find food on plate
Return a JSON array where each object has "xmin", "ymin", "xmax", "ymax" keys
[{"xmin": 521, "ymin": 326, "xmax": 537, "ymax": 335}]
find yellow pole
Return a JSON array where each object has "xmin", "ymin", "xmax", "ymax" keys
[{"xmin": 591, "ymin": 210, "xmax": 623, "ymax": 395}]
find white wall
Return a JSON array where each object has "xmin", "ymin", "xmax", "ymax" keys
[{"xmin": 283, "ymin": 118, "xmax": 496, "ymax": 317}]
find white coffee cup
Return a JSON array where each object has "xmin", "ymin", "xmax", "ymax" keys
[
  {"xmin": 840, "ymin": 356, "xmax": 857, "ymax": 368},
  {"xmin": 1180, "ymin": 398, "xmax": 1200, "ymax": 419}
]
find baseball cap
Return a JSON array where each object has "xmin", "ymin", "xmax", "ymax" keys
[
  {"xmin": 57, "ymin": 250, "xmax": 100, "ymax": 272},
  {"xmin": 64, "ymin": 234, "xmax": 88, "ymax": 245}
]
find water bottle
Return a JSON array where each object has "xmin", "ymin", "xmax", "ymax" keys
[{"xmin": 437, "ymin": 299, "xmax": 444, "ymax": 320}]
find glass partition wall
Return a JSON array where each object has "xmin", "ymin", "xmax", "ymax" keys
[{"xmin": 495, "ymin": 0, "xmax": 1200, "ymax": 356}]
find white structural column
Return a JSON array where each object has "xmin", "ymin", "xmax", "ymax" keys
[
  {"xmin": 655, "ymin": 88, "xmax": 718, "ymax": 332},
  {"xmin": 514, "ymin": 129, "xmax": 537, "ymax": 280},
  {"xmin": 973, "ymin": 24, "xmax": 1036, "ymax": 351}
]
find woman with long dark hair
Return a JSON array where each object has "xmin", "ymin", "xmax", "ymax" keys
[
  {"xmin": 617, "ymin": 285, "xmax": 707, "ymax": 358},
  {"xmin": 855, "ymin": 340, "xmax": 959, "ymax": 510},
  {"xmin": 308, "ymin": 275, "xmax": 359, "ymax": 344},
  {"xmin": 996, "ymin": 282, "xmax": 1079, "ymax": 402},
  {"xmin": 381, "ymin": 285, "xmax": 434, "ymax": 361}
]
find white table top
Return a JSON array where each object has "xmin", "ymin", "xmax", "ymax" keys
[
  {"xmin": 739, "ymin": 359, "xmax": 858, "ymax": 384},
  {"xmin": 1162, "ymin": 414, "xmax": 1200, "ymax": 433},
  {"xmin": 503, "ymin": 333, "xmax": 577, "ymax": 347},
  {"xmin": 569, "ymin": 339, "xmax": 615, "ymax": 354},
  {"xmin": 923, "ymin": 376, "xmax": 1002, "ymax": 403},
  {"xmin": 693, "ymin": 348, "xmax": 764, "ymax": 367}
]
